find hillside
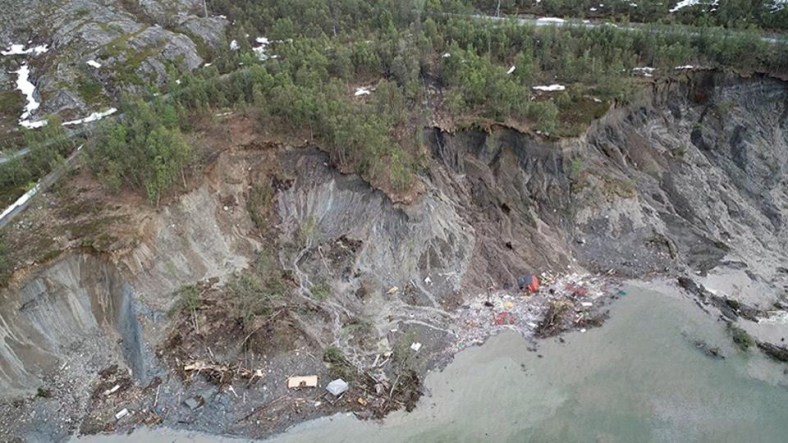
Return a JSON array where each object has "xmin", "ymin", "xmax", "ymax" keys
[{"xmin": 0, "ymin": 1, "xmax": 787, "ymax": 441}]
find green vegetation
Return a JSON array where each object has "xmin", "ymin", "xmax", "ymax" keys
[
  {"xmin": 6, "ymin": 0, "xmax": 787, "ymax": 208},
  {"xmin": 470, "ymin": 0, "xmax": 788, "ymax": 31},
  {"xmin": 228, "ymin": 249, "xmax": 289, "ymax": 332},
  {"xmin": 728, "ymin": 322, "xmax": 755, "ymax": 351},
  {"xmin": 36, "ymin": 386, "xmax": 52, "ymax": 398},
  {"xmin": 323, "ymin": 345, "xmax": 357, "ymax": 381},
  {"xmin": 0, "ymin": 116, "xmax": 75, "ymax": 206},
  {"xmin": 247, "ymin": 183, "xmax": 274, "ymax": 231},
  {"xmin": 87, "ymin": 97, "xmax": 192, "ymax": 205},
  {"xmin": 76, "ymin": 76, "xmax": 106, "ymax": 106},
  {"xmin": 0, "ymin": 234, "xmax": 10, "ymax": 284},
  {"xmin": 310, "ymin": 282, "xmax": 331, "ymax": 301}
]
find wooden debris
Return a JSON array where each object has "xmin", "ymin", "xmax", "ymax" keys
[{"xmin": 287, "ymin": 375, "xmax": 318, "ymax": 389}]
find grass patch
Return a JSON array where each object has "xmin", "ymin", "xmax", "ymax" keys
[
  {"xmin": 0, "ymin": 234, "xmax": 10, "ymax": 286},
  {"xmin": 323, "ymin": 346, "xmax": 357, "ymax": 381},
  {"xmin": 76, "ymin": 77, "xmax": 105, "ymax": 106},
  {"xmin": 0, "ymin": 91, "xmax": 23, "ymax": 117},
  {"xmin": 247, "ymin": 183, "xmax": 273, "ymax": 231},
  {"xmin": 310, "ymin": 282, "xmax": 331, "ymax": 301}
]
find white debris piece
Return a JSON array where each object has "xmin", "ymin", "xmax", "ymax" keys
[
  {"xmin": 590, "ymin": 7, "xmax": 598, "ymax": 11},
  {"xmin": 86, "ymin": 59, "xmax": 102, "ymax": 68},
  {"xmin": 1, "ymin": 43, "xmax": 49, "ymax": 56},
  {"xmin": 632, "ymin": 66, "xmax": 656, "ymax": 77},
  {"xmin": 114, "ymin": 408, "xmax": 129, "ymax": 420},
  {"xmin": 507, "ymin": 66, "xmax": 516, "ymax": 75},
  {"xmin": 230, "ymin": 39, "xmax": 239, "ymax": 50},
  {"xmin": 760, "ymin": 310, "xmax": 788, "ymax": 325},
  {"xmin": 325, "ymin": 379, "xmax": 349, "ymax": 396},
  {"xmin": 103, "ymin": 384, "xmax": 121, "ymax": 396},
  {"xmin": 536, "ymin": 17, "xmax": 565, "ymax": 25},
  {"xmin": 287, "ymin": 375, "xmax": 318, "ymax": 388},
  {"xmin": 253, "ymin": 36, "xmax": 274, "ymax": 61},
  {"xmin": 532, "ymin": 84, "xmax": 566, "ymax": 92},
  {"xmin": 0, "ymin": 183, "xmax": 40, "ymax": 223},
  {"xmin": 354, "ymin": 87, "xmax": 371, "ymax": 96},
  {"xmin": 442, "ymin": 52, "xmax": 451, "ymax": 58},
  {"xmin": 581, "ymin": 302, "xmax": 593, "ymax": 307},
  {"xmin": 204, "ymin": 62, "xmax": 212, "ymax": 67},
  {"xmin": 410, "ymin": 342, "xmax": 422, "ymax": 352},
  {"xmin": 674, "ymin": 65, "xmax": 695, "ymax": 70},
  {"xmin": 62, "ymin": 108, "xmax": 117, "ymax": 126},
  {"xmin": 669, "ymin": 0, "xmax": 701, "ymax": 13},
  {"xmin": 20, "ymin": 120, "xmax": 47, "ymax": 129}
]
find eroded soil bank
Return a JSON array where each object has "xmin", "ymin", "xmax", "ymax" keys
[{"xmin": 1, "ymin": 71, "xmax": 787, "ymax": 441}]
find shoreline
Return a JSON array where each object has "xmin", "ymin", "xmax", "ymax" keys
[{"xmin": 72, "ymin": 280, "xmax": 788, "ymax": 442}]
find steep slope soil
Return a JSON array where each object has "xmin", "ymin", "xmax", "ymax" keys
[{"xmin": 0, "ymin": 72, "xmax": 786, "ymax": 441}]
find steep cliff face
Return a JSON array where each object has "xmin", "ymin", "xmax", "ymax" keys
[
  {"xmin": 0, "ymin": 254, "xmax": 145, "ymax": 397},
  {"xmin": 424, "ymin": 72, "xmax": 787, "ymax": 297},
  {"xmin": 573, "ymin": 73, "xmax": 787, "ymax": 295}
]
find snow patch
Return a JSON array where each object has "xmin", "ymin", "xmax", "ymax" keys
[
  {"xmin": 14, "ymin": 64, "xmax": 40, "ymax": 125},
  {"xmin": 674, "ymin": 65, "xmax": 695, "ymax": 70},
  {"xmin": 669, "ymin": 0, "xmax": 701, "ymax": 13},
  {"xmin": 62, "ymin": 108, "xmax": 117, "ymax": 126},
  {"xmin": 532, "ymin": 84, "xmax": 566, "ymax": 92},
  {"xmin": 86, "ymin": 59, "xmax": 102, "ymax": 68},
  {"xmin": 1, "ymin": 43, "xmax": 49, "ymax": 56}
]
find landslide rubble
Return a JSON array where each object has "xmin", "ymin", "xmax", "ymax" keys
[{"xmin": 0, "ymin": 71, "xmax": 786, "ymax": 440}]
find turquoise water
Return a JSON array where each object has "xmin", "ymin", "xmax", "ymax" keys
[{"xmin": 79, "ymin": 286, "xmax": 788, "ymax": 443}]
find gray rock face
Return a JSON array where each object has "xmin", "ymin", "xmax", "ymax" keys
[
  {"xmin": 0, "ymin": 0, "xmax": 226, "ymax": 120},
  {"xmin": 174, "ymin": 16, "xmax": 229, "ymax": 49}
]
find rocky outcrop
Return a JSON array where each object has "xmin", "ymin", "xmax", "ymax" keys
[{"xmin": 0, "ymin": 0, "xmax": 226, "ymax": 120}]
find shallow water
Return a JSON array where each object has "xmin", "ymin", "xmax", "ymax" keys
[{"xmin": 78, "ymin": 285, "xmax": 788, "ymax": 443}]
